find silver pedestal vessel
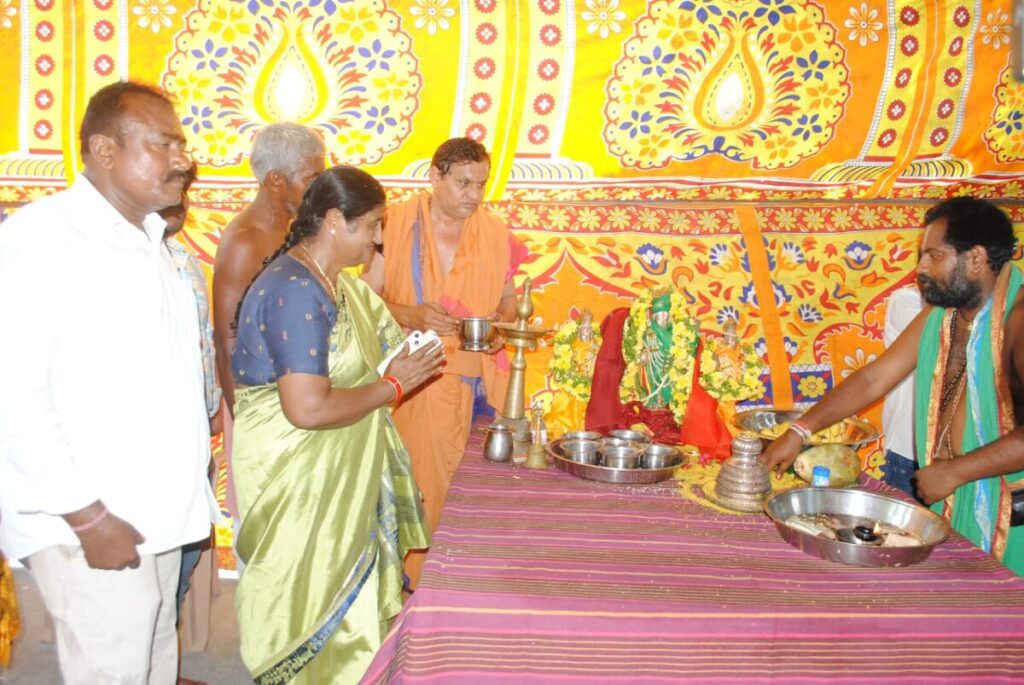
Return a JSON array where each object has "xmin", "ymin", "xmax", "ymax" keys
[{"xmin": 714, "ymin": 432, "xmax": 772, "ymax": 513}]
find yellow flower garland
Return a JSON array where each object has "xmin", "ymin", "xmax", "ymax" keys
[
  {"xmin": 699, "ymin": 335, "xmax": 765, "ymax": 403},
  {"xmin": 620, "ymin": 289, "xmax": 699, "ymax": 424},
  {"xmin": 550, "ymin": 318, "xmax": 602, "ymax": 401}
]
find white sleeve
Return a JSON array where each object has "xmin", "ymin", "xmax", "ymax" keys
[
  {"xmin": 883, "ymin": 287, "xmax": 924, "ymax": 348},
  {"xmin": 0, "ymin": 220, "xmax": 99, "ymax": 516}
]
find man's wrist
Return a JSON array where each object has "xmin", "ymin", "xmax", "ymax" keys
[
  {"xmin": 62, "ymin": 500, "xmax": 106, "ymax": 528},
  {"xmin": 789, "ymin": 419, "xmax": 814, "ymax": 443}
]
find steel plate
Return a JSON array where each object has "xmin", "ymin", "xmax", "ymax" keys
[{"xmin": 546, "ymin": 439, "xmax": 680, "ymax": 485}]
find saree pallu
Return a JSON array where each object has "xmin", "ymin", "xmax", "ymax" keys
[
  {"xmin": 915, "ymin": 265, "xmax": 1024, "ymax": 576},
  {"xmin": 233, "ymin": 273, "xmax": 429, "ymax": 684}
]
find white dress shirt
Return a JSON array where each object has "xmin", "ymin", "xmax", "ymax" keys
[
  {"xmin": 0, "ymin": 176, "xmax": 217, "ymax": 560},
  {"xmin": 882, "ymin": 286, "xmax": 924, "ymax": 460}
]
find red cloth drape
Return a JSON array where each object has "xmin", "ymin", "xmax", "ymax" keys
[
  {"xmin": 679, "ymin": 341, "xmax": 732, "ymax": 460},
  {"xmin": 584, "ymin": 308, "xmax": 630, "ymax": 435}
]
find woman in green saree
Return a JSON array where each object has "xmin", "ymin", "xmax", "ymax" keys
[{"xmin": 230, "ymin": 166, "xmax": 441, "ymax": 684}]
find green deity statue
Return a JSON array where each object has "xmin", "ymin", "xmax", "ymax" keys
[{"xmin": 639, "ymin": 293, "xmax": 674, "ymax": 409}]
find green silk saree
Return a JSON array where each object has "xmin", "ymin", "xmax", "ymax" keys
[{"xmin": 232, "ymin": 272, "xmax": 429, "ymax": 684}]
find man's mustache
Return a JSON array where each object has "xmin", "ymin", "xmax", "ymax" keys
[{"xmin": 165, "ymin": 170, "xmax": 190, "ymax": 184}]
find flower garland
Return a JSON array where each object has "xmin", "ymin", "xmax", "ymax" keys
[
  {"xmin": 550, "ymin": 317, "xmax": 602, "ymax": 400},
  {"xmin": 620, "ymin": 289, "xmax": 699, "ymax": 424},
  {"xmin": 699, "ymin": 335, "xmax": 765, "ymax": 403}
]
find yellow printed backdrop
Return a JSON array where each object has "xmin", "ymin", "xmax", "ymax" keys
[{"xmin": 3, "ymin": 1, "xmax": 1024, "ymax": 562}]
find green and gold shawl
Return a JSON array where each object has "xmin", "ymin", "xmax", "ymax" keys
[
  {"xmin": 915, "ymin": 265, "xmax": 1024, "ymax": 576},
  {"xmin": 232, "ymin": 272, "xmax": 429, "ymax": 684}
]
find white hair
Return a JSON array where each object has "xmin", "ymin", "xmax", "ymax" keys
[{"xmin": 249, "ymin": 123, "xmax": 325, "ymax": 184}]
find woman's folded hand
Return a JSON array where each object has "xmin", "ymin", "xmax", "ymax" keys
[{"xmin": 385, "ymin": 340, "xmax": 446, "ymax": 395}]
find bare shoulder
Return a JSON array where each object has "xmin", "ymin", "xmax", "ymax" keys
[{"xmin": 215, "ymin": 215, "xmax": 281, "ymax": 272}]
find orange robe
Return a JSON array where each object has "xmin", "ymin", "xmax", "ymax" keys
[{"xmin": 382, "ymin": 193, "xmax": 514, "ymax": 587}]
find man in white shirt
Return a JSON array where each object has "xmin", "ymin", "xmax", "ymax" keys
[
  {"xmin": 0, "ymin": 82, "xmax": 215, "ymax": 683},
  {"xmin": 881, "ymin": 285, "xmax": 924, "ymax": 495}
]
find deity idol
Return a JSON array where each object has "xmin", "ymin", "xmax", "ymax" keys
[
  {"xmin": 638, "ymin": 294, "xmax": 674, "ymax": 409},
  {"xmin": 545, "ymin": 309, "xmax": 601, "ymax": 437}
]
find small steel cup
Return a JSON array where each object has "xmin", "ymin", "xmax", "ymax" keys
[
  {"xmin": 609, "ymin": 429, "xmax": 650, "ymax": 445},
  {"xmin": 561, "ymin": 439, "xmax": 600, "ymax": 465},
  {"xmin": 563, "ymin": 430, "xmax": 602, "ymax": 442},
  {"xmin": 482, "ymin": 424, "xmax": 514, "ymax": 463},
  {"xmin": 459, "ymin": 317, "xmax": 493, "ymax": 351},
  {"xmin": 599, "ymin": 445, "xmax": 642, "ymax": 469},
  {"xmin": 601, "ymin": 437, "xmax": 637, "ymax": 450},
  {"xmin": 641, "ymin": 444, "xmax": 679, "ymax": 469}
]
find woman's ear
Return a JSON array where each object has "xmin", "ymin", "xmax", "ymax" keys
[{"xmin": 323, "ymin": 208, "xmax": 348, "ymax": 234}]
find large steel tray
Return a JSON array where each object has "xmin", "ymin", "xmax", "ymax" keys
[{"xmin": 764, "ymin": 487, "xmax": 951, "ymax": 567}]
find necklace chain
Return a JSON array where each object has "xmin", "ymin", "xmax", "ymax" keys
[{"xmin": 299, "ymin": 244, "xmax": 336, "ymax": 299}]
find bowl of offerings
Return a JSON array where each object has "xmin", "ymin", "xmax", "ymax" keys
[
  {"xmin": 764, "ymin": 487, "xmax": 951, "ymax": 567},
  {"xmin": 734, "ymin": 408, "xmax": 879, "ymax": 449}
]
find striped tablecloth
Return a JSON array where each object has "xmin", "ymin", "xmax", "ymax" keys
[{"xmin": 362, "ymin": 430, "xmax": 1024, "ymax": 684}]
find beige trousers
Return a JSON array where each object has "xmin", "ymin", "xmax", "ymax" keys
[{"xmin": 29, "ymin": 544, "xmax": 181, "ymax": 685}]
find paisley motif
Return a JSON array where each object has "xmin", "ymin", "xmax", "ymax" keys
[
  {"xmin": 985, "ymin": 62, "xmax": 1024, "ymax": 163},
  {"xmin": 162, "ymin": 0, "xmax": 420, "ymax": 167},
  {"xmin": 603, "ymin": 0, "xmax": 850, "ymax": 170}
]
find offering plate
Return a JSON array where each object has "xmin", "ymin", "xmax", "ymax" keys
[
  {"xmin": 764, "ymin": 487, "xmax": 950, "ymax": 567},
  {"xmin": 735, "ymin": 408, "xmax": 879, "ymax": 449},
  {"xmin": 546, "ymin": 438, "xmax": 682, "ymax": 485}
]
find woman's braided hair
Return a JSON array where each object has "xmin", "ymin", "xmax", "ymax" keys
[{"xmin": 232, "ymin": 165, "xmax": 386, "ymax": 330}]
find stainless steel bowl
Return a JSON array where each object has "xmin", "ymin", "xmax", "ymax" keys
[
  {"xmin": 609, "ymin": 429, "xmax": 651, "ymax": 444},
  {"xmin": 599, "ymin": 445, "xmax": 641, "ymax": 469},
  {"xmin": 563, "ymin": 430, "xmax": 602, "ymax": 442},
  {"xmin": 735, "ymin": 408, "xmax": 879, "ymax": 448},
  {"xmin": 561, "ymin": 439, "xmax": 600, "ymax": 465},
  {"xmin": 459, "ymin": 317, "xmax": 493, "ymax": 351},
  {"xmin": 641, "ymin": 444, "xmax": 680, "ymax": 469},
  {"xmin": 601, "ymin": 437, "xmax": 638, "ymax": 449},
  {"xmin": 764, "ymin": 487, "xmax": 951, "ymax": 567}
]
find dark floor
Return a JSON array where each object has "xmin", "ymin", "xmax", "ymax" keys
[{"xmin": 1, "ymin": 569, "xmax": 251, "ymax": 684}]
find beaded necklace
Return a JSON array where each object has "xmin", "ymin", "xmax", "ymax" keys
[
  {"xmin": 939, "ymin": 309, "xmax": 968, "ymax": 412},
  {"xmin": 935, "ymin": 308, "xmax": 973, "ymax": 459}
]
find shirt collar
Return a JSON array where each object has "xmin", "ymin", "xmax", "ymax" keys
[{"xmin": 68, "ymin": 175, "xmax": 170, "ymax": 247}]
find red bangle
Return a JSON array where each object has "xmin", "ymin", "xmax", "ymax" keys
[
  {"xmin": 381, "ymin": 375, "xmax": 403, "ymax": 408},
  {"xmin": 69, "ymin": 506, "xmax": 109, "ymax": 533}
]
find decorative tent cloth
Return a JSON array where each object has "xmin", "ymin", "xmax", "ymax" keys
[
  {"xmin": 2, "ymin": 0, "xmax": 1024, "ymax": 565},
  {"xmin": 0, "ymin": 557, "xmax": 19, "ymax": 668}
]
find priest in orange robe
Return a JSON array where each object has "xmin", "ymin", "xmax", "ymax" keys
[{"xmin": 364, "ymin": 138, "xmax": 526, "ymax": 588}]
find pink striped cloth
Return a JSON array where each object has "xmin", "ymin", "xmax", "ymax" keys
[{"xmin": 361, "ymin": 428, "xmax": 1024, "ymax": 684}]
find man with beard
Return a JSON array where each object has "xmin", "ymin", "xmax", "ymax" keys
[{"xmin": 762, "ymin": 197, "xmax": 1024, "ymax": 575}]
